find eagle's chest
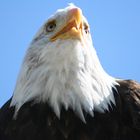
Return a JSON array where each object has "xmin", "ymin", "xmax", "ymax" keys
[{"xmin": 21, "ymin": 102, "xmax": 122, "ymax": 140}]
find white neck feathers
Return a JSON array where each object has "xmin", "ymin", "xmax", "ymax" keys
[{"xmin": 10, "ymin": 39, "xmax": 118, "ymax": 122}]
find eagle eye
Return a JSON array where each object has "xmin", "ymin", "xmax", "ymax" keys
[
  {"xmin": 46, "ymin": 20, "xmax": 56, "ymax": 32},
  {"xmin": 83, "ymin": 23, "xmax": 89, "ymax": 34}
]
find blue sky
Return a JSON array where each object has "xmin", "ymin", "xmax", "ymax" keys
[{"xmin": 0, "ymin": 0, "xmax": 140, "ymax": 107}]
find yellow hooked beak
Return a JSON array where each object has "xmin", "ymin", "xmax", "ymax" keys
[{"xmin": 50, "ymin": 8, "xmax": 83, "ymax": 41}]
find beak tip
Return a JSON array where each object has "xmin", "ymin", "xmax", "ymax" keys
[
  {"xmin": 69, "ymin": 7, "xmax": 81, "ymax": 14},
  {"xmin": 68, "ymin": 7, "xmax": 82, "ymax": 20}
]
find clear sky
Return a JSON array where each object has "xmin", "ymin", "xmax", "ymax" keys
[{"xmin": 0, "ymin": 0, "xmax": 140, "ymax": 107}]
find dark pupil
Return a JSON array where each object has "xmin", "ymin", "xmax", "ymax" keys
[{"xmin": 49, "ymin": 24, "xmax": 54, "ymax": 29}]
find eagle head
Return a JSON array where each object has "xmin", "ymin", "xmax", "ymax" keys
[{"xmin": 11, "ymin": 4, "xmax": 117, "ymax": 122}]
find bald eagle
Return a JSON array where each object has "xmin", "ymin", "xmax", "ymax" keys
[{"xmin": 0, "ymin": 4, "xmax": 140, "ymax": 140}]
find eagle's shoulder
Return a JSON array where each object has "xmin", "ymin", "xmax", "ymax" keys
[
  {"xmin": 115, "ymin": 80, "xmax": 140, "ymax": 129},
  {"xmin": 0, "ymin": 99, "xmax": 81, "ymax": 140}
]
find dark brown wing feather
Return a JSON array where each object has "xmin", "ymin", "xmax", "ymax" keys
[
  {"xmin": 116, "ymin": 80, "xmax": 140, "ymax": 130},
  {"xmin": 0, "ymin": 80, "xmax": 140, "ymax": 140}
]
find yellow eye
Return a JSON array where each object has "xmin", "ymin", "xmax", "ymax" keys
[{"xmin": 46, "ymin": 21, "xmax": 56, "ymax": 32}]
